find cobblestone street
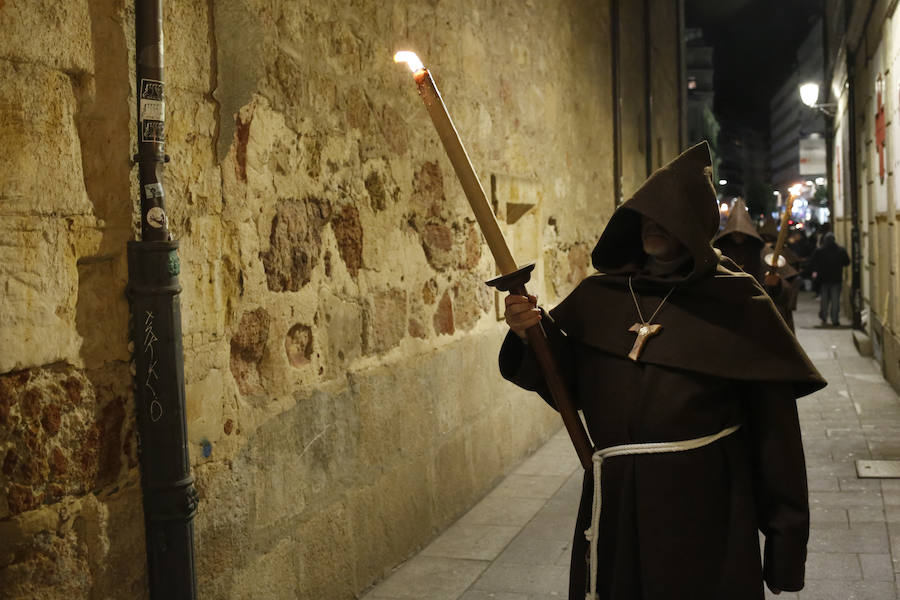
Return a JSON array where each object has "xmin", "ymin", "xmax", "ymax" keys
[{"xmin": 363, "ymin": 292, "xmax": 900, "ymax": 599}]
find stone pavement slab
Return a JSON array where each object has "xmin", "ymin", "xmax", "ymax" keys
[{"xmin": 361, "ymin": 292, "xmax": 900, "ymax": 599}]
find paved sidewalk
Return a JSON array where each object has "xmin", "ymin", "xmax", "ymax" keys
[{"xmin": 361, "ymin": 292, "xmax": 900, "ymax": 599}]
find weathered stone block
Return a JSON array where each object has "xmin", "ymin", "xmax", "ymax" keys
[
  {"xmin": 408, "ymin": 318, "xmax": 428, "ymax": 339},
  {"xmin": 567, "ymin": 242, "xmax": 592, "ymax": 284},
  {"xmin": 0, "ymin": 476, "xmax": 147, "ymax": 599},
  {"xmin": 321, "ymin": 293, "xmax": 364, "ymax": 375},
  {"xmin": 346, "ymin": 454, "xmax": 438, "ymax": 585},
  {"xmin": 412, "ymin": 161, "xmax": 446, "ymax": 219},
  {"xmin": 164, "ymin": 1, "xmax": 212, "ymax": 94},
  {"xmin": 423, "ymin": 279, "xmax": 438, "ymax": 304},
  {"xmin": 74, "ymin": 255, "xmax": 130, "ymax": 370},
  {"xmin": 285, "ymin": 324, "xmax": 313, "ymax": 368},
  {"xmin": 163, "ymin": 92, "xmax": 222, "ymax": 223},
  {"xmin": 434, "ymin": 430, "xmax": 477, "ymax": 518},
  {"xmin": 229, "ymin": 307, "xmax": 270, "ymax": 396},
  {"xmin": 434, "ymin": 289, "xmax": 455, "ymax": 335},
  {"xmin": 452, "ymin": 278, "xmax": 491, "ymax": 332},
  {"xmin": 0, "ymin": 219, "xmax": 83, "ymax": 373},
  {"xmin": 178, "ymin": 216, "xmax": 230, "ymax": 343},
  {"xmin": 0, "ymin": 62, "xmax": 93, "ymax": 218},
  {"xmin": 260, "ymin": 198, "xmax": 331, "ymax": 292},
  {"xmin": 420, "ymin": 223, "xmax": 454, "ymax": 268},
  {"xmin": 331, "ymin": 205, "xmax": 364, "ymax": 277},
  {"xmin": 364, "ymin": 288, "xmax": 407, "ymax": 354},
  {"xmin": 0, "ymin": 365, "xmax": 130, "ymax": 519},
  {"xmin": 0, "ymin": 0, "xmax": 93, "ymax": 73},
  {"xmin": 364, "ymin": 170, "xmax": 390, "ymax": 211},
  {"xmin": 191, "ymin": 460, "xmax": 252, "ymax": 597},
  {"xmin": 185, "ymin": 368, "xmax": 228, "ymax": 449}
]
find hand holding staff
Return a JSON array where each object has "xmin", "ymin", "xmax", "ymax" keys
[{"xmin": 505, "ymin": 294, "xmax": 541, "ymax": 338}]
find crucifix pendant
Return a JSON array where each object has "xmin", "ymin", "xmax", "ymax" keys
[{"xmin": 628, "ymin": 323, "xmax": 662, "ymax": 361}]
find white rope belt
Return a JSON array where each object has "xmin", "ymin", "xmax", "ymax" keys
[{"xmin": 584, "ymin": 424, "xmax": 740, "ymax": 600}]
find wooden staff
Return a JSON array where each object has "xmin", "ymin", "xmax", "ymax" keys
[
  {"xmin": 765, "ymin": 192, "xmax": 796, "ymax": 282},
  {"xmin": 395, "ymin": 52, "xmax": 593, "ymax": 470}
]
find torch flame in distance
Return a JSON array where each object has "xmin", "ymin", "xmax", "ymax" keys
[{"xmin": 394, "ymin": 51, "xmax": 425, "ymax": 73}]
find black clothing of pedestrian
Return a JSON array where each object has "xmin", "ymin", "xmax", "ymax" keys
[{"xmin": 810, "ymin": 233, "xmax": 850, "ymax": 326}]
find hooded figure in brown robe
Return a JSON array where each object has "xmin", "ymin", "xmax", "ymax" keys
[
  {"xmin": 500, "ymin": 141, "xmax": 825, "ymax": 600},
  {"xmin": 758, "ymin": 218, "xmax": 802, "ymax": 332},
  {"xmin": 762, "ymin": 253, "xmax": 800, "ymax": 332},
  {"xmin": 714, "ymin": 198, "xmax": 763, "ymax": 278},
  {"xmin": 758, "ymin": 216, "xmax": 802, "ymax": 270},
  {"xmin": 715, "ymin": 199, "xmax": 798, "ymax": 331}
]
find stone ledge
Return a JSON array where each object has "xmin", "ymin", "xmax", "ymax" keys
[{"xmin": 853, "ymin": 329, "xmax": 873, "ymax": 357}]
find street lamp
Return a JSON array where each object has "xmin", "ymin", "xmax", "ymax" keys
[
  {"xmin": 799, "ymin": 82, "xmax": 820, "ymax": 106},
  {"xmin": 718, "ymin": 179, "xmax": 727, "ymax": 185},
  {"xmin": 799, "ymin": 81, "xmax": 837, "ymax": 116}
]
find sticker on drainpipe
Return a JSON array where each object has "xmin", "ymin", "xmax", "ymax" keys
[
  {"xmin": 146, "ymin": 206, "xmax": 167, "ymax": 229},
  {"xmin": 139, "ymin": 78, "xmax": 165, "ymax": 143},
  {"xmin": 144, "ymin": 183, "xmax": 164, "ymax": 200}
]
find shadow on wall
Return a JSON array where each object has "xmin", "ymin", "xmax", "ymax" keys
[
  {"xmin": 73, "ymin": 0, "xmax": 133, "ymax": 367},
  {"xmin": 72, "ymin": 0, "xmax": 147, "ymax": 596}
]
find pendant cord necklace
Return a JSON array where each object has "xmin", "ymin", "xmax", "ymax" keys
[
  {"xmin": 628, "ymin": 276, "xmax": 676, "ymax": 325},
  {"xmin": 625, "ymin": 276, "xmax": 676, "ymax": 361}
]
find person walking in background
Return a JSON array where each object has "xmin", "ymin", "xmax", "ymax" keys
[{"xmin": 809, "ymin": 232, "xmax": 850, "ymax": 326}]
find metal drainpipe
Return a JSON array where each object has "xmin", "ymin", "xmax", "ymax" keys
[
  {"xmin": 846, "ymin": 51, "xmax": 863, "ymax": 331},
  {"xmin": 822, "ymin": 0, "xmax": 833, "ymax": 223},
  {"xmin": 126, "ymin": 0, "xmax": 198, "ymax": 598},
  {"xmin": 676, "ymin": 0, "xmax": 685, "ymax": 149},
  {"xmin": 611, "ymin": 0, "xmax": 622, "ymax": 205},
  {"xmin": 643, "ymin": 0, "xmax": 653, "ymax": 175}
]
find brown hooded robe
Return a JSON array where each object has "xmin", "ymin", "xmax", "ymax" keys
[
  {"xmin": 714, "ymin": 198, "xmax": 764, "ymax": 279},
  {"xmin": 761, "ymin": 249, "xmax": 800, "ymax": 332},
  {"xmin": 714, "ymin": 199, "xmax": 798, "ymax": 331},
  {"xmin": 499, "ymin": 142, "xmax": 825, "ymax": 600}
]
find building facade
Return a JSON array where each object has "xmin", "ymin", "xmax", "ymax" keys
[
  {"xmin": 686, "ymin": 27, "xmax": 721, "ymax": 174},
  {"xmin": 826, "ymin": 0, "xmax": 900, "ymax": 391},
  {"xmin": 770, "ymin": 19, "xmax": 827, "ymax": 198}
]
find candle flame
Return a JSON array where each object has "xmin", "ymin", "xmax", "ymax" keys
[{"xmin": 394, "ymin": 51, "xmax": 425, "ymax": 73}]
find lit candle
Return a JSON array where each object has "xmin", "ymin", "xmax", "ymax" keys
[{"xmin": 394, "ymin": 51, "xmax": 517, "ymax": 275}]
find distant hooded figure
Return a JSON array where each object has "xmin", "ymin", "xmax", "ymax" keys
[
  {"xmin": 714, "ymin": 198, "xmax": 763, "ymax": 280},
  {"xmin": 750, "ymin": 211, "xmax": 801, "ymax": 332},
  {"xmin": 810, "ymin": 232, "xmax": 850, "ymax": 326},
  {"xmin": 758, "ymin": 217, "xmax": 801, "ymax": 269},
  {"xmin": 758, "ymin": 215, "xmax": 779, "ymax": 243},
  {"xmin": 500, "ymin": 141, "xmax": 825, "ymax": 600}
]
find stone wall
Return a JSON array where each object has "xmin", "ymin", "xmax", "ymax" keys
[
  {"xmin": 0, "ymin": 1, "xmax": 682, "ymax": 598},
  {"xmin": 828, "ymin": 0, "xmax": 900, "ymax": 391}
]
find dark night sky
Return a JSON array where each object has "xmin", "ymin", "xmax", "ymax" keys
[{"xmin": 686, "ymin": 0, "xmax": 824, "ymax": 129}]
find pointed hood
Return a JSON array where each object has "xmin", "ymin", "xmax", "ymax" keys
[
  {"xmin": 715, "ymin": 198, "xmax": 763, "ymax": 245},
  {"xmin": 591, "ymin": 141, "xmax": 721, "ymax": 284},
  {"xmin": 758, "ymin": 216, "xmax": 779, "ymax": 241}
]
